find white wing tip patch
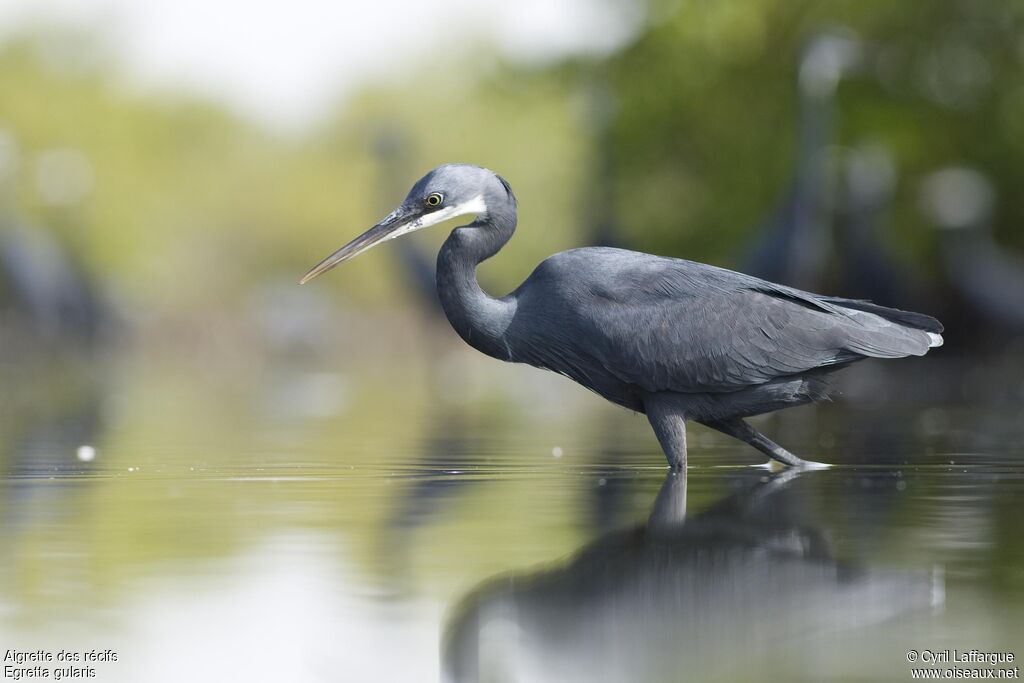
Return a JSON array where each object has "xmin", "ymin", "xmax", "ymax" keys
[{"xmin": 927, "ymin": 332, "xmax": 944, "ymax": 348}]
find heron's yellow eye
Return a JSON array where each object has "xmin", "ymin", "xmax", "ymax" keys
[{"xmin": 425, "ymin": 192, "xmax": 443, "ymax": 207}]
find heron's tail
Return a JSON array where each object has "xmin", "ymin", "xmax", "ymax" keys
[
  {"xmin": 823, "ymin": 296, "xmax": 944, "ymax": 357},
  {"xmin": 821, "ymin": 297, "xmax": 944, "ymax": 334}
]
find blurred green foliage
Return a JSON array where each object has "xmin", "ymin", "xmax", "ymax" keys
[
  {"xmin": 1, "ymin": 2, "xmax": 1023, "ymax": 316},
  {"xmin": 593, "ymin": 0, "xmax": 1024, "ymax": 266},
  {"xmin": 0, "ymin": 31, "xmax": 587, "ymax": 313}
]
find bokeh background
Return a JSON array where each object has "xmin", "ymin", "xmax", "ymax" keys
[
  {"xmin": 1, "ymin": 1, "xmax": 1023, "ymax": 681},
  {"xmin": 3, "ymin": 1, "xmax": 1023, "ymax": 335}
]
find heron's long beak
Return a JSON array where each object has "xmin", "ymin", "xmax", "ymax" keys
[{"xmin": 300, "ymin": 206, "xmax": 423, "ymax": 284}]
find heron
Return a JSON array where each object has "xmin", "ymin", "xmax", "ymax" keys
[
  {"xmin": 744, "ymin": 31, "xmax": 862, "ymax": 290},
  {"xmin": 836, "ymin": 145, "xmax": 908, "ymax": 306},
  {"xmin": 301, "ymin": 164, "xmax": 944, "ymax": 470},
  {"xmin": 921, "ymin": 167, "xmax": 1024, "ymax": 333}
]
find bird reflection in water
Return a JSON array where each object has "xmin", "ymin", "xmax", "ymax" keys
[{"xmin": 442, "ymin": 471, "xmax": 942, "ymax": 683}]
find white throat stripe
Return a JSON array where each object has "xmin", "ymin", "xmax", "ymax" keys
[{"xmin": 393, "ymin": 195, "xmax": 488, "ymax": 239}]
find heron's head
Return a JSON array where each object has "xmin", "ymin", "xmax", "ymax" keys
[{"xmin": 301, "ymin": 164, "xmax": 513, "ymax": 284}]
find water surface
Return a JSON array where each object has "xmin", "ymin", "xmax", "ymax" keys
[{"xmin": 1, "ymin": 344, "xmax": 1022, "ymax": 681}]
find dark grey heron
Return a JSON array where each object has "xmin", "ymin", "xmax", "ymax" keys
[
  {"xmin": 0, "ymin": 132, "xmax": 109, "ymax": 346},
  {"xmin": 921, "ymin": 167, "xmax": 1024, "ymax": 333},
  {"xmin": 744, "ymin": 31, "xmax": 861, "ymax": 290},
  {"xmin": 0, "ymin": 219, "xmax": 108, "ymax": 345},
  {"xmin": 836, "ymin": 145, "xmax": 907, "ymax": 305},
  {"xmin": 301, "ymin": 164, "xmax": 943, "ymax": 470}
]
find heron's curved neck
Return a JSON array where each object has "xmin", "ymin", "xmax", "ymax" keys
[{"xmin": 437, "ymin": 201, "xmax": 517, "ymax": 360}]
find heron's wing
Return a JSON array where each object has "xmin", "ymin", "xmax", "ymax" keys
[{"xmin": 574, "ymin": 260, "xmax": 936, "ymax": 393}]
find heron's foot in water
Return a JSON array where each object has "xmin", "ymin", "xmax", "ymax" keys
[
  {"xmin": 796, "ymin": 457, "xmax": 831, "ymax": 470},
  {"xmin": 701, "ymin": 417, "xmax": 830, "ymax": 470},
  {"xmin": 763, "ymin": 443, "xmax": 830, "ymax": 470},
  {"xmin": 763, "ymin": 454, "xmax": 832, "ymax": 471}
]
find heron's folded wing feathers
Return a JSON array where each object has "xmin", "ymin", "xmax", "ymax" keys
[{"xmin": 580, "ymin": 267, "xmax": 934, "ymax": 393}]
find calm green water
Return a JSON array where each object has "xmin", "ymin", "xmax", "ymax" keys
[{"xmin": 1, "ymin": 341, "xmax": 1022, "ymax": 682}]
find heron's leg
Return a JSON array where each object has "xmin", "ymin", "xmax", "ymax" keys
[
  {"xmin": 702, "ymin": 417, "xmax": 809, "ymax": 468},
  {"xmin": 644, "ymin": 396, "xmax": 688, "ymax": 472}
]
